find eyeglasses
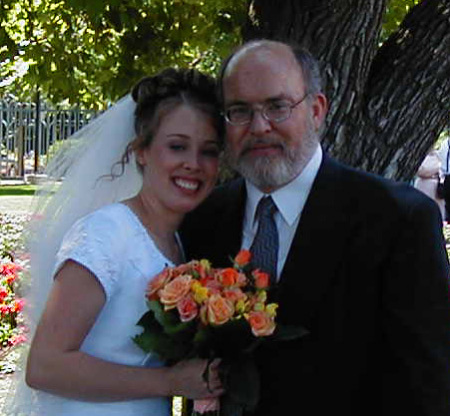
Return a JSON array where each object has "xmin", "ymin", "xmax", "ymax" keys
[{"xmin": 223, "ymin": 93, "xmax": 310, "ymax": 126}]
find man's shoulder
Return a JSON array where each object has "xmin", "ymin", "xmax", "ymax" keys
[
  {"xmin": 327, "ymin": 156, "xmax": 439, "ymax": 216},
  {"xmin": 195, "ymin": 177, "xmax": 245, "ymax": 213},
  {"xmin": 181, "ymin": 177, "xmax": 245, "ymax": 229}
]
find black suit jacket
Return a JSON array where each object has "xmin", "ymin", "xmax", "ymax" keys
[{"xmin": 181, "ymin": 155, "xmax": 450, "ymax": 416}]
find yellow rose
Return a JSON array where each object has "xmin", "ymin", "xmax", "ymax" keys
[
  {"xmin": 192, "ymin": 281, "xmax": 209, "ymax": 304},
  {"xmin": 266, "ymin": 303, "xmax": 278, "ymax": 318},
  {"xmin": 256, "ymin": 290, "xmax": 267, "ymax": 303},
  {"xmin": 200, "ymin": 259, "xmax": 212, "ymax": 273},
  {"xmin": 235, "ymin": 299, "xmax": 248, "ymax": 314},
  {"xmin": 253, "ymin": 302, "xmax": 265, "ymax": 312}
]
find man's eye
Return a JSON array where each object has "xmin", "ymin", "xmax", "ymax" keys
[
  {"xmin": 229, "ymin": 106, "xmax": 251, "ymax": 117},
  {"xmin": 267, "ymin": 101, "xmax": 288, "ymax": 111}
]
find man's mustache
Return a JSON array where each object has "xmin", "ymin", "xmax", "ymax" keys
[{"xmin": 239, "ymin": 137, "xmax": 286, "ymax": 156}]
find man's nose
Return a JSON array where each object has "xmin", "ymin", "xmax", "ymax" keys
[{"xmin": 249, "ymin": 110, "xmax": 272, "ymax": 135}]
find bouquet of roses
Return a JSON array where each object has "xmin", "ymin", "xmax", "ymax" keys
[{"xmin": 134, "ymin": 250, "xmax": 307, "ymax": 415}]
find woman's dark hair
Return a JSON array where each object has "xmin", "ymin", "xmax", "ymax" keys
[{"xmin": 119, "ymin": 68, "xmax": 223, "ymax": 174}]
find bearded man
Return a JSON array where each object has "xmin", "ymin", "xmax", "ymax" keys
[{"xmin": 181, "ymin": 39, "xmax": 450, "ymax": 416}]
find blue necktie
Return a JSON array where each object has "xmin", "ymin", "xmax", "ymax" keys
[{"xmin": 250, "ymin": 196, "xmax": 279, "ymax": 285}]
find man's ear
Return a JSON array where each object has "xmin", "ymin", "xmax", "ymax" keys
[{"xmin": 310, "ymin": 93, "xmax": 328, "ymax": 131}]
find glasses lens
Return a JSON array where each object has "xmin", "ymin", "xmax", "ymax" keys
[
  {"xmin": 226, "ymin": 105, "xmax": 252, "ymax": 125},
  {"xmin": 264, "ymin": 101, "xmax": 291, "ymax": 122}
]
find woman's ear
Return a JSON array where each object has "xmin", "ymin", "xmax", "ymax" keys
[{"xmin": 135, "ymin": 147, "xmax": 147, "ymax": 167}]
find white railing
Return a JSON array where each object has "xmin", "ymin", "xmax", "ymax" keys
[{"xmin": 0, "ymin": 96, "xmax": 97, "ymax": 177}]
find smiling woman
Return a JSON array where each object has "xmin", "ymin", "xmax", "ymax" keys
[
  {"xmin": 7, "ymin": 68, "xmax": 225, "ymax": 416},
  {"xmin": 134, "ymin": 104, "xmax": 220, "ymax": 221}
]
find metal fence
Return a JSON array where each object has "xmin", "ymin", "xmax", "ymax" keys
[{"xmin": 0, "ymin": 95, "xmax": 97, "ymax": 177}]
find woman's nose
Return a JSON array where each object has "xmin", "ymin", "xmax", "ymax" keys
[{"xmin": 183, "ymin": 151, "xmax": 201, "ymax": 170}]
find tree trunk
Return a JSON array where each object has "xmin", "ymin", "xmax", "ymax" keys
[{"xmin": 243, "ymin": 0, "xmax": 450, "ymax": 181}]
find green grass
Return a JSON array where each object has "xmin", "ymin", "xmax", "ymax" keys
[{"xmin": 0, "ymin": 185, "xmax": 37, "ymax": 196}]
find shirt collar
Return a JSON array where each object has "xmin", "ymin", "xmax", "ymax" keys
[{"xmin": 245, "ymin": 144, "xmax": 323, "ymax": 226}]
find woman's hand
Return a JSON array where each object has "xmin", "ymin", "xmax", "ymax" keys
[{"xmin": 167, "ymin": 358, "xmax": 224, "ymax": 399}]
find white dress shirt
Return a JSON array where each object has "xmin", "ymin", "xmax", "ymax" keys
[{"xmin": 241, "ymin": 145, "xmax": 323, "ymax": 280}]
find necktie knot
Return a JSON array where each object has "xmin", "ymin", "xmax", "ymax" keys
[{"xmin": 256, "ymin": 196, "xmax": 277, "ymax": 220}]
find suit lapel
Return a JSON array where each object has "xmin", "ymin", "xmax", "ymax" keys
[{"xmin": 276, "ymin": 155, "xmax": 354, "ymax": 327}]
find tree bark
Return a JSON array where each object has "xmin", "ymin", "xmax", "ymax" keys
[{"xmin": 243, "ymin": 0, "xmax": 450, "ymax": 181}]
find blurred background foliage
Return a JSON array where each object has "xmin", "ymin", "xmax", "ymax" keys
[{"xmin": 0, "ymin": 0, "xmax": 421, "ymax": 109}]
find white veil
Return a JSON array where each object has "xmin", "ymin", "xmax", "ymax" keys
[{"xmin": 4, "ymin": 94, "xmax": 143, "ymax": 415}]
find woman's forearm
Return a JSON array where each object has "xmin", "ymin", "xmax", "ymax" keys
[{"xmin": 26, "ymin": 348, "xmax": 173, "ymax": 401}]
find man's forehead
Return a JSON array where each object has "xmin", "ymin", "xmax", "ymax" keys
[
  {"xmin": 223, "ymin": 48, "xmax": 305, "ymax": 103},
  {"xmin": 224, "ymin": 42, "xmax": 297, "ymax": 79}
]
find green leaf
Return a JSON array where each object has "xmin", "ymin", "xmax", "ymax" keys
[
  {"xmin": 272, "ymin": 324, "xmax": 309, "ymax": 342},
  {"xmin": 134, "ymin": 313, "xmax": 193, "ymax": 362},
  {"xmin": 139, "ymin": 302, "xmax": 195, "ymax": 341},
  {"xmin": 1, "ymin": 0, "xmax": 244, "ymax": 107},
  {"xmin": 133, "ymin": 329, "xmax": 190, "ymax": 363},
  {"xmin": 148, "ymin": 300, "xmax": 179, "ymax": 328}
]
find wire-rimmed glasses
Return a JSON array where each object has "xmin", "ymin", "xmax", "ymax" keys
[{"xmin": 223, "ymin": 93, "xmax": 310, "ymax": 126}]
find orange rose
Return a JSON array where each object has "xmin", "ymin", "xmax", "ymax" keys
[
  {"xmin": 191, "ymin": 259, "xmax": 211, "ymax": 279},
  {"xmin": 159, "ymin": 275, "xmax": 192, "ymax": 310},
  {"xmin": 199, "ymin": 275, "xmax": 214, "ymax": 287},
  {"xmin": 217, "ymin": 268, "xmax": 239, "ymax": 287},
  {"xmin": 247, "ymin": 310, "xmax": 276, "ymax": 337},
  {"xmin": 201, "ymin": 276, "xmax": 222, "ymax": 295},
  {"xmin": 252, "ymin": 269, "xmax": 270, "ymax": 289},
  {"xmin": 171, "ymin": 262, "xmax": 194, "ymax": 277},
  {"xmin": 223, "ymin": 287, "xmax": 247, "ymax": 304},
  {"xmin": 147, "ymin": 268, "xmax": 172, "ymax": 299},
  {"xmin": 206, "ymin": 294, "xmax": 234, "ymax": 325},
  {"xmin": 236, "ymin": 272, "xmax": 247, "ymax": 287},
  {"xmin": 234, "ymin": 250, "xmax": 252, "ymax": 267},
  {"xmin": 177, "ymin": 295, "xmax": 199, "ymax": 322}
]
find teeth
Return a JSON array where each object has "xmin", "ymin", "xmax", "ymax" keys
[{"xmin": 175, "ymin": 178, "xmax": 199, "ymax": 191}]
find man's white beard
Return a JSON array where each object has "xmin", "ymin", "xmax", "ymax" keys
[{"xmin": 225, "ymin": 120, "xmax": 319, "ymax": 191}]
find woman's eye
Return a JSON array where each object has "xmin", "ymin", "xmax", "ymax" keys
[{"xmin": 170, "ymin": 144, "xmax": 186, "ymax": 151}]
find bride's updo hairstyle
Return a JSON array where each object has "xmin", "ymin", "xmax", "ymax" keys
[{"xmin": 122, "ymin": 67, "xmax": 223, "ymax": 172}]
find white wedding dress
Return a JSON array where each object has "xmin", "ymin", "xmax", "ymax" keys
[{"xmin": 13, "ymin": 203, "xmax": 173, "ymax": 416}]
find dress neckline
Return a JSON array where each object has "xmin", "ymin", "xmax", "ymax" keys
[{"xmin": 116, "ymin": 202, "xmax": 185, "ymax": 266}]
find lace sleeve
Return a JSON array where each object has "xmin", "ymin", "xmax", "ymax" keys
[{"xmin": 53, "ymin": 210, "xmax": 124, "ymax": 300}]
